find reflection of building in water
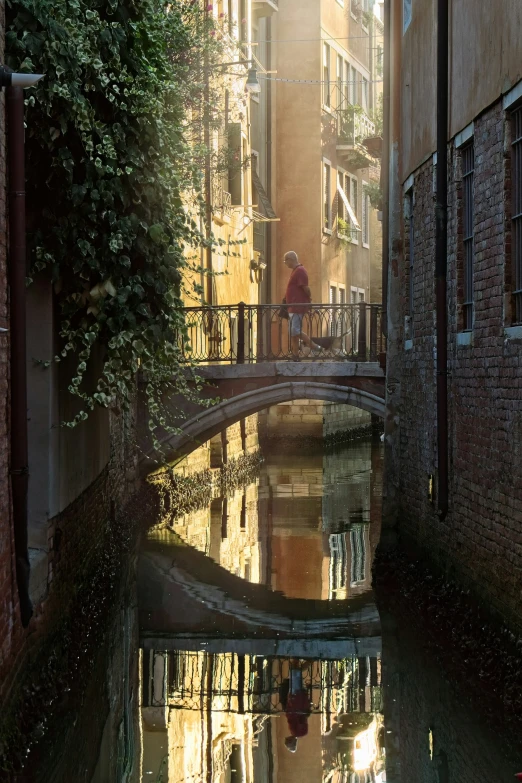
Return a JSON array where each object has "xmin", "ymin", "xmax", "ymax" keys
[
  {"xmin": 171, "ymin": 479, "xmax": 263, "ymax": 585},
  {"xmin": 140, "ymin": 651, "xmax": 384, "ymax": 782},
  {"xmin": 165, "ymin": 443, "xmax": 382, "ymax": 603}
]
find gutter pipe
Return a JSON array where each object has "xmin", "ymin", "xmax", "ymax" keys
[
  {"xmin": 435, "ymin": 0, "xmax": 449, "ymax": 516},
  {"xmin": 7, "ymin": 86, "xmax": 32, "ymax": 626}
]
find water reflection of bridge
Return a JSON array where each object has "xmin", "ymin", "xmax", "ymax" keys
[{"xmin": 143, "ymin": 650, "xmax": 382, "ymax": 717}]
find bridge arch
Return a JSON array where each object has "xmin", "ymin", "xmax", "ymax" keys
[{"xmin": 142, "ymin": 380, "xmax": 385, "ymax": 475}]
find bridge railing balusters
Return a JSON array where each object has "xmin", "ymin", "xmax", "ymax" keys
[{"xmin": 179, "ymin": 303, "xmax": 386, "ymax": 364}]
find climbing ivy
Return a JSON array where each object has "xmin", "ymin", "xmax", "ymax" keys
[{"xmin": 5, "ymin": 0, "xmax": 226, "ymax": 440}]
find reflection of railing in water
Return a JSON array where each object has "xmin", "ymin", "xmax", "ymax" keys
[
  {"xmin": 142, "ymin": 651, "xmax": 382, "ymax": 716},
  {"xmin": 180, "ymin": 303, "xmax": 385, "ymax": 364}
]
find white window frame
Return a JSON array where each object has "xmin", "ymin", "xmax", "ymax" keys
[
  {"xmin": 362, "ymin": 180, "xmax": 370, "ymax": 247},
  {"xmin": 323, "ymin": 158, "xmax": 333, "ymax": 234}
]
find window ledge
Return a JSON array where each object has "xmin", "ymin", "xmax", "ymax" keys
[
  {"xmin": 456, "ymin": 330, "xmax": 473, "ymax": 347},
  {"xmin": 404, "ymin": 339, "xmax": 413, "ymax": 351},
  {"xmin": 323, "ymin": 227, "xmax": 333, "ymax": 236},
  {"xmin": 504, "ymin": 324, "xmax": 522, "ymax": 340},
  {"xmin": 362, "ymin": 242, "xmax": 370, "ymax": 249}
]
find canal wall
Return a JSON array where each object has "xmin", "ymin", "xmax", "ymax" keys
[
  {"xmin": 259, "ymin": 400, "xmax": 374, "ymax": 444},
  {"xmin": 385, "ymin": 92, "xmax": 522, "ymax": 633}
]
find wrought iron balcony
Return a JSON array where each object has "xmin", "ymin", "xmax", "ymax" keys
[
  {"xmin": 212, "ymin": 180, "xmax": 232, "ymax": 219},
  {"xmin": 179, "ymin": 302, "xmax": 385, "ymax": 364}
]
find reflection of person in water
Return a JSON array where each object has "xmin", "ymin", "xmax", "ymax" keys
[{"xmin": 282, "ymin": 659, "xmax": 311, "ymax": 753}]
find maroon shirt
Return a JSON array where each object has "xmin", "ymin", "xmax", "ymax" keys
[
  {"xmin": 285, "ymin": 690, "xmax": 310, "ymax": 738},
  {"xmin": 285, "ymin": 265, "xmax": 311, "ymax": 314}
]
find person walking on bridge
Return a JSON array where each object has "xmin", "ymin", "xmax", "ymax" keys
[{"xmin": 284, "ymin": 251, "xmax": 321, "ymax": 358}]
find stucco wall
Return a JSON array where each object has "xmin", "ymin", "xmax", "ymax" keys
[{"xmin": 401, "ymin": 0, "xmax": 522, "ymax": 181}]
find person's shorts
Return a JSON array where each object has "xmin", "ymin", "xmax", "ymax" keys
[{"xmin": 289, "ymin": 312, "xmax": 304, "ymax": 337}]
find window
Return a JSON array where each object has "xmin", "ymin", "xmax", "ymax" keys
[
  {"xmin": 362, "ymin": 77, "xmax": 369, "ymax": 112},
  {"xmin": 323, "ymin": 43, "xmax": 331, "ymax": 107},
  {"xmin": 403, "ymin": 0, "xmax": 412, "ymax": 32},
  {"xmin": 337, "ymin": 55, "xmax": 343, "ymax": 109},
  {"xmin": 362, "ymin": 183, "xmax": 370, "ymax": 246},
  {"xmin": 350, "ymin": 525, "xmax": 367, "ymax": 585},
  {"xmin": 350, "ymin": 65, "xmax": 358, "ymax": 106},
  {"xmin": 512, "ymin": 106, "xmax": 522, "ymax": 323},
  {"xmin": 351, "ymin": 287, "xmax": 365, "ymax": 352},
  {"xmin": 329, "ymin": 534, "xmax": 348, "ymax": 595},
  {"xmin": 461, "ymin": 141, "xmax": 475, "ymax": 330},
  {"xmin": 323, "ymin": 162, "xmax": 332, "ymax": 230},
  {"xmin": 338, "ymin": 172, "xmax": 359, "ymax": 242}
]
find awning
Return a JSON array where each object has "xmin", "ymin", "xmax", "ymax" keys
[
  {"xmin": 337, "ymin": 181, "xmax": 361, "ymax": 231},
  {"xmin": 252, "ymin": 169, "xmax": 278, "ymax": 220}
]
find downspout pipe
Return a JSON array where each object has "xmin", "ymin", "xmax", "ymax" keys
[
  {"xmin": 7, "ymin": 86, "xmax": 33, "ymax": 626},
  {"xmin": 435, "ymin": 0, "xmax": 449, "ymax": 517},
  {"xmin": 381, "ymin": 0, "xmax": 391, "ymax": 336}
]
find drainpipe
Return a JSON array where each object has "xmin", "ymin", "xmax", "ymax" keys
[
  {"xmin": 435, "ymin": 0, "xmax": 449, "ymax": 517},
  {"xmin": 7, "ymin": 86, "xmax": 32, "ymax": 626},
  {"xmin": 380, "ymin": 0, "xmax": 391, "ymax": 336}
]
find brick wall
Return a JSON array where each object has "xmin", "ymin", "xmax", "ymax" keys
[
  {"xmin": 380, "ymin": 605, "xmax": 519, "ymax": 783},
  {"xmin": 388, "ymin": 96, "xmax": 522, "ymax": 630}
]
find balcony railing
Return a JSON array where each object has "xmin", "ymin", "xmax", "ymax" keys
[
  {"xmin": 180, "ymin": 303, "xmax": 385, "ymax": 364},
  {"xmin": 338, "ymin": 112, "xmax": 376, "ymax": 148},
  {"xmin": 212, "ymin": 180, "xmax": 232, "ymax": 219}
]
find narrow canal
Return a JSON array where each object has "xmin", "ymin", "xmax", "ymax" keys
[
  {"xmin": 17, "ymin": 435, "xmax": 522, "ymax": 782},
  {"xmin": 137, "ymin": 438, "xmax": 522, "ymax": 783}
]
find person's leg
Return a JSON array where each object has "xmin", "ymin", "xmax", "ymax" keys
[{"xmin": 289, "ymin": 314, "xmax": 303, "ymax": 357}]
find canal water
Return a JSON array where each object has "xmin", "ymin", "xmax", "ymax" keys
[
  {"xmin": 137, "ymin": 439, "xmax": 522, "ymax": 783},
  {"xmin": 17, "ymin": 436, "xmax": 522, "ymax": 781}
]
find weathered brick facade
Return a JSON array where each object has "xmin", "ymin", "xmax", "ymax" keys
[{"xmin": 388, "ymin": 96, "xmax": 522, "ymax": 631}]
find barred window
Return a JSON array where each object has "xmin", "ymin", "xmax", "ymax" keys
[
  {"xmin": 461, "ymin": 141, "xmax": 475, "ymax": 330},
  {"xmin": 512, "ymin": 107, "xmax": 522, "ymax": 323}
]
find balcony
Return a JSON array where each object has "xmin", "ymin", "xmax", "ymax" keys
[
  {"xmin": 252, "ymin": 0, "xmax": 278, "ymax": 13},
  {"xmin": 336, "ymin": 110, "xmax": 377, "ymax": 167},
  {"xmin": 211, "ymin": 180, "xmax": 232, "ymax": 221}
]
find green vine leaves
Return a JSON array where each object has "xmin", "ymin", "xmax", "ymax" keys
[{"xmin": 6, "ymin": 0, "xmax": 230, "ymax": 448}]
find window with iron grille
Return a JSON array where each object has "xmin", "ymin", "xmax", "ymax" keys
[
  {"xmin": 461, "ymin": 141, "xmax": 475, "ymax": 330},
  {"xmin": 323, "ymin": 43, "xmax": 331, "ymax": 107},
  {"xmin": 323, "ymin": 162, "xmax": 332, "ymax": 229},
  {"xmin": 512, "ymin": 106, "xmax": 522, "ymax": 323}
]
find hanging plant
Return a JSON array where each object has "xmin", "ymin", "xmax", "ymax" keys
[{"xmin": 5, "ymin": 0, "xmax": 232, "ymax": 447}]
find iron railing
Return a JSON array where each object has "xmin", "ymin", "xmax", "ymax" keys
[
  {"xmin": 181, "ymin": 303, "xmax": 385, "ymax": 364},
  {"xmin": 142, "ymin": 651, "xmax": 382, "ymax": 716}
]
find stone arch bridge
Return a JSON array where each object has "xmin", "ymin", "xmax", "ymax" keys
[{"xmin": 139, "ymin": 360, "xmax": 385, "ymax": 475}]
